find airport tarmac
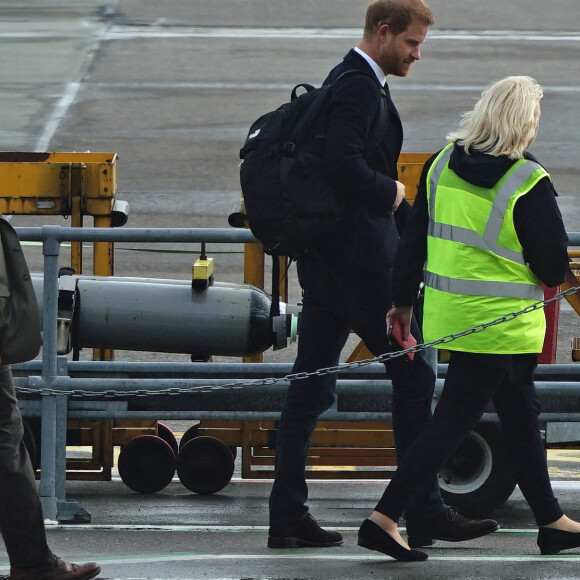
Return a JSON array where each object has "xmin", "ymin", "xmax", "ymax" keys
[
  {"xmin": 2, "ymin": 451, "xmax": 580, "ymax": 580},
  {"xmin": 1, "ymin": 1, "xmax": 580, "ymax": 579}
]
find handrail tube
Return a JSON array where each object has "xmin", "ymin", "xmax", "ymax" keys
[
  {"xmin": 15, "ymin": 376, "xmax": 580, "ymax": 396},
  {"xmin": 11, "ymin": 226, "xmax": 580, "ymax": 246},
  {"xmin": 12, "ymin": 360, "xmax": 579, "ymax": 380},
  {"xmin": 16, "ymin": 226, "xmax": 258, "ymax": 244}
]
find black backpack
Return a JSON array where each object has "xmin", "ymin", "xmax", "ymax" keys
[{"xmin": 239, "ymin": 69, "xmax": 387, "ymax": 259}]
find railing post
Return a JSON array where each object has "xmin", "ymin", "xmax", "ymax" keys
[
  {"xmin": 38, "ymin": 227, "xmax": 90, "ymax": 522},
  {"xmin": 38, "ymin": 226, "xmax": 61, "ymax": 520}
]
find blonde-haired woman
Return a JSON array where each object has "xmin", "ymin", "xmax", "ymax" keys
[{"xmin": 356, "ymin": 76, "xmax": 580, "ymax": 561}]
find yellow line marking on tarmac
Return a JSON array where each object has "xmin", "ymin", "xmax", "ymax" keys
[
  {"xmin": 547, "ymin": 449, "xmax": 580, "ymax": 479},
  {"xmin": 548, "ymin": 449, "xmax": 580, "ymax": 463}
]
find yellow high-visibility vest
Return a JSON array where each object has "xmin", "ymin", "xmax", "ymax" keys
[{"xmin": 422, "ymin": 144, "xmax": 547, "ymax": 354}]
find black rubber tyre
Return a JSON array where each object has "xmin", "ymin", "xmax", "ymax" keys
[
  {"xmin": 177, "ymin": 436, "xmax": 235, "ymax": 495},
  {"xmin": 178, "ymin": 424, "xmax": 236, "ymax": 460},
  {"xmin": 438, "ymin": 423, "xmax": 517, "ymax": 517},
  {"xmin": 118, "ymin": 435, "xmax": 176, "ymax": 494},
  {"xmin": 178, "ymin": 424, "xmax": 200, "ymax": 452},
  {"xmin": 157, "ymin": 422, "xmax": 179, "ymax": 456}
]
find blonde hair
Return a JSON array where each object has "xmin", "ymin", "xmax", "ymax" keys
[
  {"xmin": 364, "ymin": 0, "xmax": 434, "ymax": 36},
  {"xmin": 446, "ymin": 76, "xmax": 543, "ymax": 160}
]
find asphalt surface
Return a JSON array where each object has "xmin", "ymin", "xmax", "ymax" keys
[
  {"xmin": 2, "ymin": 455, "xmax": 580, "ymax": 580},
  {"xmin": 1, "ymin": 1, "xmax": 580, "ymax": 579}
]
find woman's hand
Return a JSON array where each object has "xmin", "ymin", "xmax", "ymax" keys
[{"xmin": 386, "ymin": 306, "xmax": 413, "ymax": 340}]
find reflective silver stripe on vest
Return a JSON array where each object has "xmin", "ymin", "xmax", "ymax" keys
[
  {"xmin": 428, "ymin": 145, "xmax": 453, "ymax": 221},
  {"xmin": 427, "ymin": 219, "xmax": 526, "ymax": 264},
  {"xmin": 428, "ymin": 148, "xmax": 544, "ymax": 266},
  {"xmin": 482, "ymin": 160, "xmax": 542, "ymax": 263},
  {"xmin": 424, "ymin": 270, "xmax": 544, "ymax": 301}
]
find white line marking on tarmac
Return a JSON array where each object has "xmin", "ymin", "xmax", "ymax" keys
[
  {"xmin": 550, "ymin": 480, "xmax": 580, "ymax": 489},
  {"xmin": 74, "ymin": 81, "xmax": 580, "ymax": 94},
  {"xmin": 35, "ymin": 81, "xmax": 82, "ymax": 151},
  {"xmin": 2, "ymin": 27, "xmax": 580, "ymax": 43},
  {"xmin": 39, "ymin": 524, "xmax": 539, "ymax": 534},
  {"xmin": 102, "ymin": 553, "xmax": 580, "ymax": 563},
  {"xmin": 100, "ymin": 27, "xmax": 580, "ymax": 42},
  {"xmin": 2, "ymin": 552, "xmax": 579, "ymax": 572},
  {"xmin": 1, "ymin": 525, "xmax": 579, "ymax": 571},
  {"xmin": 2, "ymin": 552, "xmax": 580, "ymax": 573}
]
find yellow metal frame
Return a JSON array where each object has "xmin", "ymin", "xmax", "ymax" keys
[
  {"xmin": 196, "ymin": 420, "xmax": 397, "ymax": 480},
  {"xmin": 0, "ymin": 151, "xmax": 118, "ymax": 360},
  {"xmin": 0, "ymin": 151, "xmax": 118, "ymax": 277},
  {"xmin": 34, "ymin": 420, "xmax": 158, "ymax": 481}
]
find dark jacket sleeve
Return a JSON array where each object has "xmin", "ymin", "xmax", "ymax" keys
[
  {"xmin": 322, "ymin": 74, "xmax": 397, "ymax": 214},
  {"xmin": 394, "ymin": 198, "xmax": 412, "ymax": 235},
  {"xmin": 513, "ymin": 175, "xmax": 569, "ymax": 287},
  {"xmin": 392, "ymin": 154, "xmax": 437, "ymax": 306}
]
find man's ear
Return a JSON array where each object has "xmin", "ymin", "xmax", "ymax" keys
[{"xmin": 378, "ymin": 23, "xmax": 390, "ymax": 38}]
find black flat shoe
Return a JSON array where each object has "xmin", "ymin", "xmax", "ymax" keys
[
  {"xmin": 358, "ymin": 519, "xmax": 428, "ymax": 562},
  {"xmin": 537, "ymin": 527, "xmax": 580, "ymax": 555}
]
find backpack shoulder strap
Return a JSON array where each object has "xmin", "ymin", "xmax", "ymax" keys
[{"xmin": 290, "ymin": 68, "xmax": 389, "ymax": 154}]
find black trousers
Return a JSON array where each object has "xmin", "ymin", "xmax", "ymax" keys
[
  {"xmin": 0, "ymin": 365, "xmax": 51, "ymax": 567},
  {"xmin": 269, "ymin": 254, "xmax": 445, "ymax": 526},
  {"xmin": 375, "ymin": 351, "xmax": 564, "ymax": 527}
]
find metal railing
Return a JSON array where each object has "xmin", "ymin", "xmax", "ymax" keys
[{"xmin": 11, "ymin": 226, "xmax": 580, "ymax": 522}]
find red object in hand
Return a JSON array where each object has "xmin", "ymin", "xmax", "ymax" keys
[{"xmin": 387, "ymin": 315, "xmax": 417, "ymax": 361}]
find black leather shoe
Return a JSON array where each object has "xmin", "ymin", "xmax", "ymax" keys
[
  {"xmin": 537, "ymin": 527, "xmax": 580, "ymax": 555},
  {"xmin": 268, "ymin": 513, "xmax": 343, "ymax": 548},
  {"xmin": 357, "ymin": 519, "xmax": 428, "ymax": 562},
  {"xmin": 406, "ymin": 506, "xmax": 499, "ymax": 548}
]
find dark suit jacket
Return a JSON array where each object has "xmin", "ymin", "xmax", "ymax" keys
[{"xmin": 314, "ymin": 49, "xmax": 410, "ymax": 274}]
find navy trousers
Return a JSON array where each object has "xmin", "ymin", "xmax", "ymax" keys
[
  {"xmin": 0, "ymin": 365, "xmax": 51, "ymax": 567},
  {"xmin": 374, "ymin": 351, "xmax": 563, "ymax": 527},
  {"xmin": 269, "ymin": 255, "xmax": 445, "ymax": 526}
]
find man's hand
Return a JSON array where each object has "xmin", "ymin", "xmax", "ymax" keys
[
  {"xmin": 392, "ymin": 181, "xmax": 406, "ymax": 211},
  {"xmin": 386, "ymin": 305, "xmax": 413, "ymax": 340}
]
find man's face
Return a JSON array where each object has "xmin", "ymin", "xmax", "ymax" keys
[{"xmin": 378, "ymin": 20, "xmax": 429, "ymax": 77}]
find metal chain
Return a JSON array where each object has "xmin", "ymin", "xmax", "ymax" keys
[{"xmin": 15, "ymin": 284, "xmax": 580, "ymax": 398}]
